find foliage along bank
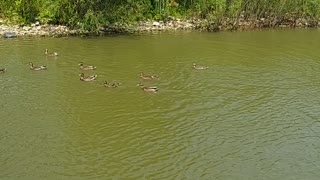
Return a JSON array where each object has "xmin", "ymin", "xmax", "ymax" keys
[{"xmin": 1, "ymin": 0, "xmax": 320, "ymax": 35}]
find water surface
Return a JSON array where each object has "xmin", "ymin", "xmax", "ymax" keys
[{"xmin": 1, "ymin": 29, "xmax": 320, "ymax": 179}]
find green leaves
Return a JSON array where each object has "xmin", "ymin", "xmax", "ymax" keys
[{"xmin": 0, "ymin": 0, "xmax": 319, "ymax": 32}]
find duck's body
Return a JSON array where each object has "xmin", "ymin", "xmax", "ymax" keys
[
  {"xmin": 79, "ymin": 62, "xmax": 96, "ymax": 70},
  {"xmin": 104, "ymin": 81, "xmax": 121, "ymax": 88},
  {"xmin": 140, "ymin": 72, "xmax": 158, "ymax": 80},
  {"xmin": 137, "ymin": 83, "xmax": 158, "ymax": 92},
  {"xmin": 79, "ymin": 73, "xmax": 97, "ymax": 82},
  {"xmin": 0, "ymin": 68, "xmax": 6, "ymax": 73},
  {"xmin": 45, "ymin": 49, "xmax": 59, "ymax": 56},
  {"xmin": 193, "ymin": 63, "xmax": 208, "ymax": 70},
  {"xmin": 29, "ymin": 62, "xmax": 47, "ymax": 71}
]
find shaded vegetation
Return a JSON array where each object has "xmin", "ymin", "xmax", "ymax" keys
[{"xmin": 1, "ymin": 0, "xmax": 320, "ymax": 32}]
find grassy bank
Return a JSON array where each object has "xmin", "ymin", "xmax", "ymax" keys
[{"xmin": 1, "ymin": 0, "xmax": 320, "ymax": 33}]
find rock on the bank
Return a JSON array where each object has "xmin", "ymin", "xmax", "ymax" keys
[
  {"xmin": 3, "ymin": 32, "xmax": 17, "ymax": 38},
  {"xmin": 0, "ymin": 23, "xmax": 77, "ymax": 37}
]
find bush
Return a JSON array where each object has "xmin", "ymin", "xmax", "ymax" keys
[{"xmin": 0, "ymin": 0, "xmax": 319, "ymax": 31}]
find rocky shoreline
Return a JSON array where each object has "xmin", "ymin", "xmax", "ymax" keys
[
  {"xmin": 131, "ymin": 16, "xmax": 320, "ymax": 32},
  {"xmin": 1, "ymin": 15, "xmax": 320, "ymax": 38},
  {"xmin": 0, "ymin": 21, "xmax": 78, "ymax": 38}
]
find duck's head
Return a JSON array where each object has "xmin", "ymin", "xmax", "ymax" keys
[
  {"xmin": 193, "ymin": 63, "xmax": 196, "ymax": 66},
  {"xmin": 79, "ymin": 73, "xmax": 84, "ymax": 77},
  {"xmin": 28, "ymin": 62, "xmax": 33, "ymax": 66},
  {"xmin": 78, "ymin": 62, "xmax": 84, "ymax": 66},
  {"xmin": 45, "ymin": 49, "xmax": 48, "ymax": 54}
]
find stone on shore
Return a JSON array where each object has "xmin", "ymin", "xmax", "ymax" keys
[
  {"xmin": 3, "ymin": 32, "xmax": 17, "ymax": 38},
  {"xmin": 0, "ymin": 23, "xmax": 78, "ymax": 38},
  {"xmin": 152, "ymin": 21, "xmax": 160, "ymax": 26},
  {"xmin": 1, "ymin": 15, "xmax": 320, "ymax": 37}
]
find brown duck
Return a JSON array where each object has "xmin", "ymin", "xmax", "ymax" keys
[
  {"xmin": 104, "ymin": 81, "xmax": 122, "ymax": 88},
  {"xmin": 193, "ymin": 63, "xmax": 208, "ymax": 70},
  {"xmin": 140, "ymin": 72, "xmax": 158, "ymax": 80},
  {"xmin": 29, "ymin": 62, "xmax": 47, "ymax": 71},
  {"xmin": 0, "ymin": 68, "xmax": 6, "ymax": 73},
  {"xmin": 79, "ymin": 62, "xmax": 96, "ymax": 70},
  {"xmin": 79, "ymin": 73, "xmax": 97, "ymax": 81},
  {"xmin": 45, "ymin": 49, "xmax": 59, "ymax": 56},
  {"xmin": 137, "ymin": 83, "xmax": 158, "ymax": 92}
]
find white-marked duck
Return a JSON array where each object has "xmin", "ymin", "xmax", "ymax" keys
[
  {"xmin": 45, "ymin": 49, "xmax": 59, "ymax": 56},
  {"xmin": 0, "ymin": 68, "xmax": 6, "ymax": 73},
  {"xmin": 79, "ymin": 73, "xmax": 97, "ymax": 81},
  {"xmin": 79, "ymin": 62, "xmax": 96, "ymax": 70},
  {"xmin": 137, "ymin": 83, "xmax": 158, "ymax": 92},
  {"xmin": 29, "ymin": 62, "xmax": 47, "ymax": 71},
  {"xmin": 140, "ymin": 72, "xmax": 158, "ymax": 80},
  {"xmin": 193, "ymin": 63, "xmax": 208, "ymax": 70}
]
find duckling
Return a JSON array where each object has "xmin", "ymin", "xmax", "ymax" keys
[
  {"xmin": 104, "ymin": 81, "xmax": 122, "ymax": 88},
  {"xmin": 0, "ymin": 68, "xmax": 6, "ymax": 73},
  {"xmin": 45, "ymin": 49, "xmax": 59, "ymax": 56},
  {"xmin": 79, "ymin": 62, "xmax": 96, "ymax": 70},
  {"xmin": 79, "ymin": 73, "xmax": 97, "ymax": 82},
  {"xmin": 193, "ymin": 63, "xmax": 208, "ymax": 70},
  {"xmin": 137, "ymin": 83, "xmax": 158, "ymax": 92},
  {"xmin": 140, "ymin": 72, "xmax": 158, "ymax": 80},
  {"xmin": 29, "ymin": 62, "xmax": 47, "ymax": 71}
]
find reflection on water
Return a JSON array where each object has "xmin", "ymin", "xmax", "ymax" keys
[{"xmin": 1, "ymin": 29, "xmax": 320, "ymax": 179}]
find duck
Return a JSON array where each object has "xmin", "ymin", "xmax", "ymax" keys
[
  {"xmin": 104, "ymin": 81, "xmax": 121, "ymax": 88},
  {"xmin": 45, "ymin": 49, "xmax": 59, "ymax": 56},
  {"xmin": 137, "ymin": 83, "xmax": 158, "ymax": 92},
  {"xmin": 140, "ymin": 72, "xmax": 158, "ymax": 80},
  {"xmin": 193, "ymin": 63, "xmax": 208, "ymax": 70},
  {"xmin": 79, "ymin": 62, "xmax": 96, "ymax": 70},
  {"xmin": 29, "ymin": 62, "xmax": 48, "ymax": 71},
  {"xmin": 0, "ymin": 68, "xmax": 6, "ymax": 73},
  {"xmin": 79, "ymin": 73, "xmax": 97, "ymax": 82}
]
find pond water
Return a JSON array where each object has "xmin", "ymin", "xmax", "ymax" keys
[{"xmin": 1, "ymin": 29, "xmax": 320, "ymax": 179}]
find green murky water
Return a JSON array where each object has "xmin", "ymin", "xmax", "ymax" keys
[{"xmin": 1, "ymin": 29, "xmax": 320, "ymax": 179}]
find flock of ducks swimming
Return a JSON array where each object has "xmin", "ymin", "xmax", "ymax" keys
[{"xmin": 1, "ymin": 49, "xmax": 209, "ymax": 93}]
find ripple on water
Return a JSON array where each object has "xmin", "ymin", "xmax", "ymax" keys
[{"xmin": 1, "ymin": 30, "xmax": 320, "ymax": 179}]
